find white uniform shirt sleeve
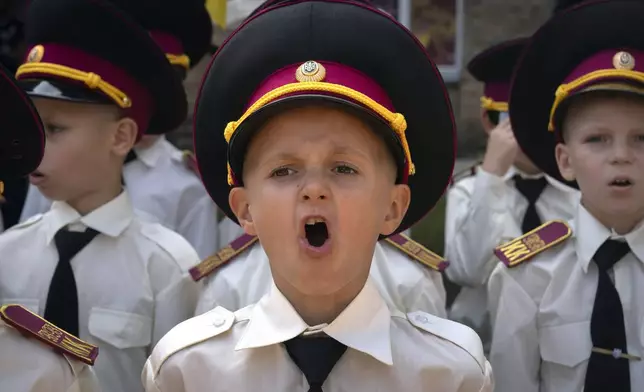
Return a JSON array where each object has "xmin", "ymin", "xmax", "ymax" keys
[
  {"xmin": 487, "ymin": 264, "xmax": 540, "ymax": 392},
  {"xmin": 19, "ymin": 184, "xmax": 53, "ymax": 222},
  {"xmin": 445, "ymin": 170, "xmax": 516, "ymax": 286},
  {"xmin": 175, "ymin": 192, "xmax": 220, "ymax": 260}
]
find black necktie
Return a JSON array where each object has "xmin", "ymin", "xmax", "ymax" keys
[
  {"xmin": 584, "ymin": 239, "xmax": 632, "ymax": 392},
  {"xmin": 513, "ymin": 176, "xmax": 548, "ymax": 234},
  {"xmin": 43, "ymin": 227, "xmax": 100, "ymax": 337},
  {"xmin": 284, "ymin": 336, "xmax": 348, "ymax": 392}
]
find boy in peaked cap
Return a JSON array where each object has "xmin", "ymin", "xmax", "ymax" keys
[
  {"xmin": 0, "ymin": 0, "xmax": 200, "ymax": 391},
  {"xmin": 143, "ymin": 1, "xmax": 492, "ymax": 391},
  {"xmin": 488, "ymin": 1, "xmax": 644, "ymax": 391},
  {"xmin": 445, "ymin": 38, "xmax": 579, "ymax": 349},
  {"xmin": 0, "ymin": 62, "xmax": 101, "ymax": 392},
  {"xmin": 18, "ymin": 0, "xmax": 221, "ymax": 260}
]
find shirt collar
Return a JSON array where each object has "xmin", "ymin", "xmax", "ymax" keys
[
  {"xmin": 45, "ymin": 190, "xmax": 134, "ymax": 244},
  {"xmin": 575, "ymin": 203, "xmax": 644, "ymax": 272},
  {"xmin": 503, "ymin": 166, "xmax": 578, "ymax": 195},
  {"xmin": 235, "ymin": 279, "xmax": 393, "ymax": 365},
  {"xmin": 133, "ymin": 135, "xmax": 167, "ymax": 168}
]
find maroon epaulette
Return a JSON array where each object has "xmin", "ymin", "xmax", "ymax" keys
[
  {"xmin": 384, "ymin": 233, "xmax": 449, "ymax": 272},
  {"xmin": 494, "ymin": 220, "xmax": 572, "ymax": 268},
  {"xmin": 189, "ymin": 234, "xmax": 259, "ymax": 281},
  {"xmin": 182, "ymin": 150, "xmax": 199, "ymax": 176},
  {"xmin": 0, "ymin": 304, "xmax": 98, "ymax": 365},
  {"xmin": 449, "ymin": 163, "xmax": 479, "ymax": 186}
]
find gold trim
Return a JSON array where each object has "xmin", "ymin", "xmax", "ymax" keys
[
  {"xmin": 480, "ymin": 96, "xmax": 508, "ymax": 112},
  {"xmin": 16, "ymin": 62, "xmax": 132, "ymax": 108},
  {"xmin": 549, "ymin": 69, "xmax": 644, "ymax": 131},
  {"xmin": 190, "ymin": 236, "xmax": 259, "ymax": 281},
  {"xmin": 384, "ymin": 233, "xmax": 446, "ymax": 271},
  {"xmin": 166, "ymin": 53, "xmax": 190, "ymax": 69},
  {"xmin": 224, "ymin": 81, "xmax": 413, "ymax": 185}
]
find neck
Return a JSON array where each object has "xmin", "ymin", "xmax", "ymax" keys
[
  {"xmin": 66, "ymin": 179, "xmax": 122, "ymax": 216},
  {"xmin": 583, "ymin": 199, "xmax": 644, "ymax": 235},
  {"xmin": 274, "ymin": 272, "xmax": 368, "ymax": 326}
]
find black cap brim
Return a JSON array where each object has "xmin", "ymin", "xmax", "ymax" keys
[
  {"xmin": 24, "ymin": 0, "xmax": 187, "ymax": 134},
  {"xmin": 194, "ymin": 0, "xmax": 456, "ymax": 235},
  {"xmin": 0, "ymin": 64, "xmax": 44, "ymax": 179},
  {"xmin": 509, "ymin": 0, "xmax": 644, "ymax": 188}
]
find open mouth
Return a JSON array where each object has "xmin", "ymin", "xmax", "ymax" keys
[
  {"xmin": 610, "ymin": 178, "xmax": 633, "ymax": 187},
  {"xmin": 304, "ymin": 217, "xmax": 329, "ymax": 248}
]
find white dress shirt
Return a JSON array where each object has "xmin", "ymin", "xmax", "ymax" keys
[
  {"xmin": 144, "ymin": 280, "xmax": 493, "ymax": 392},
  {"xmin": 488, "ymin": 203, "xmax": 644, "ymax": 392},
  {"xmin": 0, "ymin": 191, "xmax": 200, "ymax": 392},
  {"xmin": 0, "ymin": 321, "xmax": 102, "ymax": 392},
  {"xmin": 445, "ymin": 166, "xmax": 579, "ymax": 343},
  {"xmin": 19, "ymin": 136, "xmax": 220, "ymax": 259},
  {"xmin": 195, "ymin": 240, "xmax": 447, "ymax": 317}
]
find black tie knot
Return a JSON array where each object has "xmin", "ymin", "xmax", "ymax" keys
[
  {"xmin": 593, "ymin": 239, "xmax": 631, "ymax": 272},
  {"xmin": 54, "ymin": 227, "xmax": 100, "ymax": 261},
  {"xmin": 514, "ymin": 175, "xmax": 548, "ymax": 204},
  {"xmin": 284, "ymin": 336, "xmax": 347, "ymax": 392}
]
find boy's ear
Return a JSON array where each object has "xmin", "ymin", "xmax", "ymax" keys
[
  {"xmin": 480, "ymin": 108, "xmax": 495, "ymax": 134},
  {"xmin": 229, "ymin": 187, "xmax": 257, "ymax": 235},
  {"xmin": 555, "ymin": 142, "xmax": 576, "ymax": 182},
  {"xmin": 380, "ymin": 183, "xmax": 411, "ymax": 236},
  {"xmin": 112, "ymin": 117, "xmax": 138, "ymax": 157}
]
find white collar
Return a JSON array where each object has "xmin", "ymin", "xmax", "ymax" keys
[
  {"xmin": 574, "ymin": 203, "xmax": 644, "ymax": 272},
  {"xmin": 234, "ymin": 279, "xmax": 393, "ymax": 365},
  {"xmin": 133, "ymin": 135, "xmax": 168, "ymax": 168},
  {"xmin": 45, "ymin": 190, "xmax": 133, "ymax": 244}
]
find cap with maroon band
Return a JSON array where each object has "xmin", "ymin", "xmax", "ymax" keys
[
  {"xmin": 467, "ymin": 37, "xmax": 528, "ymax": 114},
  {"xmin": 15, "ymin": 0, "xmax": 187, "ymax": 137},
  {"xmin": 509, "ymin": 0, "xmax": 644, "ymax": 188},
  {"xmin": 107, "ymin": 0, "xmax": 213, "ymax": 75},
  {"xmin": 194, "ymin": 0, "xmax": 456, "ymax": 236},
  {"xmin": 0, "ymin": 62, "xmax": 44, "ymax": 181}
]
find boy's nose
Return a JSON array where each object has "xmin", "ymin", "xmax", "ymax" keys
[{"xmin": 300, "ymin": 174, "xmax": 329, "ymax": 201}]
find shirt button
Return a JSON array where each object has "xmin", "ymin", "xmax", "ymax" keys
[
  {"xmin": 415, "ymin": 314, "xmax": 429, "ymax": 324},
  {"xmin": 213, "ymin": 317, "xmax": 225, "ymax": 327}
]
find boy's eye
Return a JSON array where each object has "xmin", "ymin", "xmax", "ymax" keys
[
  {"xmin": 270, "ymin": 167, "xmax": 295, "ymax": 177},
  {"xmin": 585, "ymin": 135, "xmax": 607, "ymax": 143},
  {"xmin": 45, "ymin": 123, "xmax": 66, "ymax": 134},
  {"xmin": 636, "ymin": 134, "xmax": 644, "ymax": 142},
  {"xmin": 333, "ymin": 165, "xmax": 357, "ymax": 175}
]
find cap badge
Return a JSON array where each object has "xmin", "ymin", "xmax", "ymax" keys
[
  {"xmin": 295, "ymin": 61, "xmax": 326, "ymax": 82},
  {"xmin": 27, "ymin": 45, "xmax": 44, "ymax": 63},
  {"xmin": 613, "ymin": 51, "xmax": 635, "ymax": 70}
]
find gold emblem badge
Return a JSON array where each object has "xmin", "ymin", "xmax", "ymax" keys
[
  {"xmin": 27, "ymin": 45, "xmax": 44, "ymax": 63},
  {"xmin": 613, "ymin": 51, "xmax": 635, "ymax": 70},
  {"xmin": 295, "ymin": 61, "xmax": 326, "ymax": 82}
]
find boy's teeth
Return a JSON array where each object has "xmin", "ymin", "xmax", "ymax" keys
[{"xmin": 305, "ymin": 218, "xmax": 325, "ymax": 225}]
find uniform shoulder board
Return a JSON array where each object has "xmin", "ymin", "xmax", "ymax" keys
[
  {"xmin": 189, "ymin": 234, "xmax": 259, "ymax": 281},
  {"xmin": 0, "ymin": 304, "xmax": 98, "ymax": 365},
  {"xmin": 148, "ymin": 306, "xmax": 234, "ymax": 377},
  {"xmin": 182, "ymin": 150, "xmax": 199, "ymax": 176},
  {"xmin": 494, "ymin": 220, "xmax": 572, "ymax": 268},
  {"xmin": 384, "ymin": 233, "xmax": 449, "ymax": 272},
  {"xmin": 408, "ymin": 310, "xmax": 485, "ymax": 372},
  {"xmin": 449, "ymin": 163, "xmax": 479, "ymax": 186}
]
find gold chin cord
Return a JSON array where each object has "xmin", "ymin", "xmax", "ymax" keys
[{"xmin": 0, "ymin": 181, "xmax": 4, "ymax": 203}]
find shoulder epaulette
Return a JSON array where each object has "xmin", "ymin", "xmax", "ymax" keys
[
  {"xmin": 182, "ymin": 150, "xmax": 199, "ymax": 176},
  {"xmin": 407, "ymin": 310, "xmax": 485, "ymax": 372},
  {"xmin": 494, "ymin": 220, "xmax": 572, "ymax": 268},
  {"xmin": 384, "ymin": 233, "xmax": 449, "ymax": 272},
  {"xmin": 0, "ymin": 304, "xmax": 98, "ymax": 365},
  {"xmin": 449, "ymin": 163, "xmax": 479, "ymax": 186},
  {"xmin": 148, "ymin": 306, "xmax": 234, "ymax": 377},
  {"xmin": 189, "ymin": 234, "xmax": 259, "ymax": 281}
]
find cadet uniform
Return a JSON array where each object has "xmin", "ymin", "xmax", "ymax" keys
[
  {"xmin": 0, "ymin": 59, "xmax": 101, "ymax": 392},
  {"xmin": 192, "ymin": 233, "xmax": 449, "ymax": 316},
  {"xmin": 488, "ymin": 1, "xmax": 644, "ymax": 390},
  {"xmin": 18, "ymin": 0, "xmax": 220, "ymax": 260},
  {"xmin": 445, "ymin": 38, "xmax": 579, "ymax": 345},
  {"xmin": 144, "ymin": 1, "xmax": 492, "ymax": 390},
  {"xmin": 0, "ymin": 1, "xmax": 199, "ymax": 391}
]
